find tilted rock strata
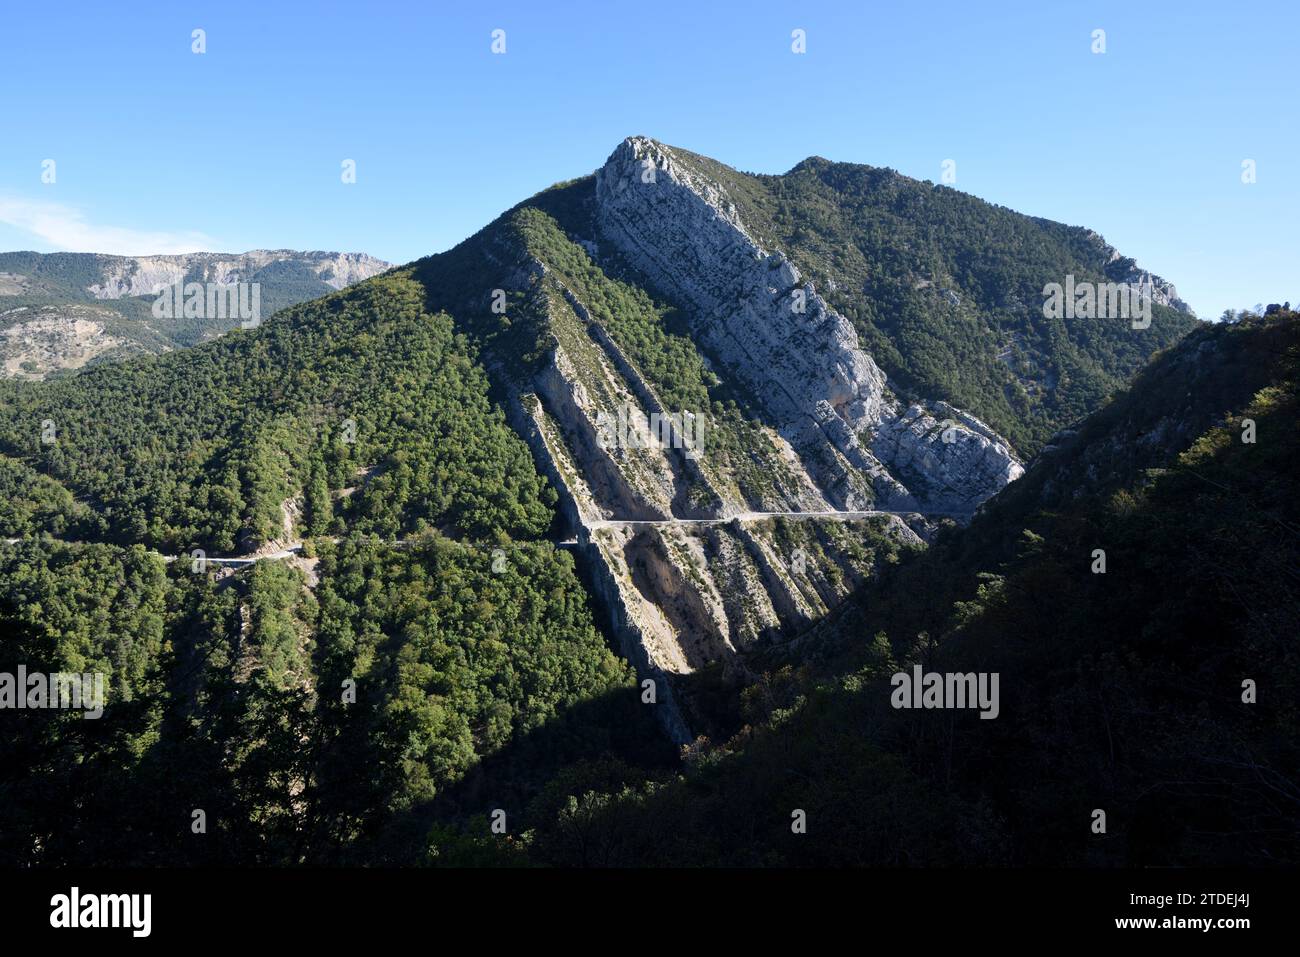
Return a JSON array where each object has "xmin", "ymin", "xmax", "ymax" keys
[{"xmin": 595, "ymin": 136, "xmax": 1024, "ymax": 516}]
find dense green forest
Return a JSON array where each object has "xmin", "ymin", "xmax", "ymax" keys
[
  {"xmin": 0, "ymin": 275, "xmax": 555, "ymax": 551},
  {"xmin": 0, "ymin": 533, "xmax": 652, "ymax": 865},
  {"xmin": 0, "ymin": 452, "xmax": 101, "ymax": 538}
]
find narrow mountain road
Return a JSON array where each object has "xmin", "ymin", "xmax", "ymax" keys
[
  {"xmin": 584, "ymin": 508, "xmax": 949, "ymax": 531},
  {"xmin": 2, "ymin": 536, "xmax": 311, "ymax": 566},
  {"xmin": 2, "ymin": 508, "xmax": 953, "ymax": 564}
]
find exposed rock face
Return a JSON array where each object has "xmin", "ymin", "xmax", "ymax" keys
[
  {"xmin": 595, "ymin": 136, "xmax": 1023, "ymax": 516},
  {"xmin": 576, "ymin": 512, "xmax": 916, "ymax": 743},
  {"xmin": 535, "ymin": 338, "xmax": 674, "ymax": 521},
  {"xmin": 0, "ymin": 305, "xmax": 131, "ymax": 379},
  {"xmin": 85, "ymin": 250, "xmax": 390, "ymax": 299},
  {"xmin": 491, "ymin": 251, "xmax": 909, "ymax": 742},
  {"xmin": 1089, "ymin": 231, "xmax": 1195, "ymax": 316}
]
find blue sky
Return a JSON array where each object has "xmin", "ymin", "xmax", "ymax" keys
[{"xmin": 1, "ymin": 0, "xmax": 1294, "ymax": 318}]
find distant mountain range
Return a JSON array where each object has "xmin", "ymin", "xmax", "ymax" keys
[{"xmin": 0, "ymin": 249, "xmax": 390, "ymax": 379}]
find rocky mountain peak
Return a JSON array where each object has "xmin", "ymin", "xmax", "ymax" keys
[{"xmin": 594, "ymin": 136, "xmax": 1024, "ymax": 516}]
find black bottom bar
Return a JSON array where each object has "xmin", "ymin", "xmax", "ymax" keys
[{"xmin": 1, "ymin": 867, "xmax": 1290, "ymax": 943}]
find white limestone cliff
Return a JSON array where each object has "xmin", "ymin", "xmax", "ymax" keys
[
  {"xmin": 85, "ymin": 250, "xmax": 390, "ymax": 299},
  {"xmin": 594, "ymin": 136, "xmax": 1023, "ymax": 516}
]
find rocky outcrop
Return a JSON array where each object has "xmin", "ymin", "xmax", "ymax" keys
[
  {"xmin": 582, "ymin": 525, "xmax": 695, "ymax": 745},
  {"xmin": 872, "ymin": 402, "xmax": 1024, "ymax": 515},
  {"xmin": 594, "ymin": 136, "xmax": 1023, "ymax": 517},
  {"xmin": 1089, "ymin": 231, "xmax": 1195, "ymax": 316}
]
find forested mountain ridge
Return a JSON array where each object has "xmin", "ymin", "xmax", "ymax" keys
[
  {"xmin": 8, "ymin": 309, "xmax": 1282, "ymax": 867},
  {"xmin": 410, "ymin": 137, "xmax": 1197, "ymax": 453},
  {"xmin": 0, "ymin": 260, "xmax": 641, "ymax": 863},
  {"xmin": 3, "ymin": 137, "xmax": 1258, "ymax": 869},
  {"xmin": 396, "ymin": 136, "xmax": 1200, "ymax": 739}
]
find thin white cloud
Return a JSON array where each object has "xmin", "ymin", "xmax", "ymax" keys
[{"xmin": 0, "ymin": 195, "xmax": 222, "ymax": 256}]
